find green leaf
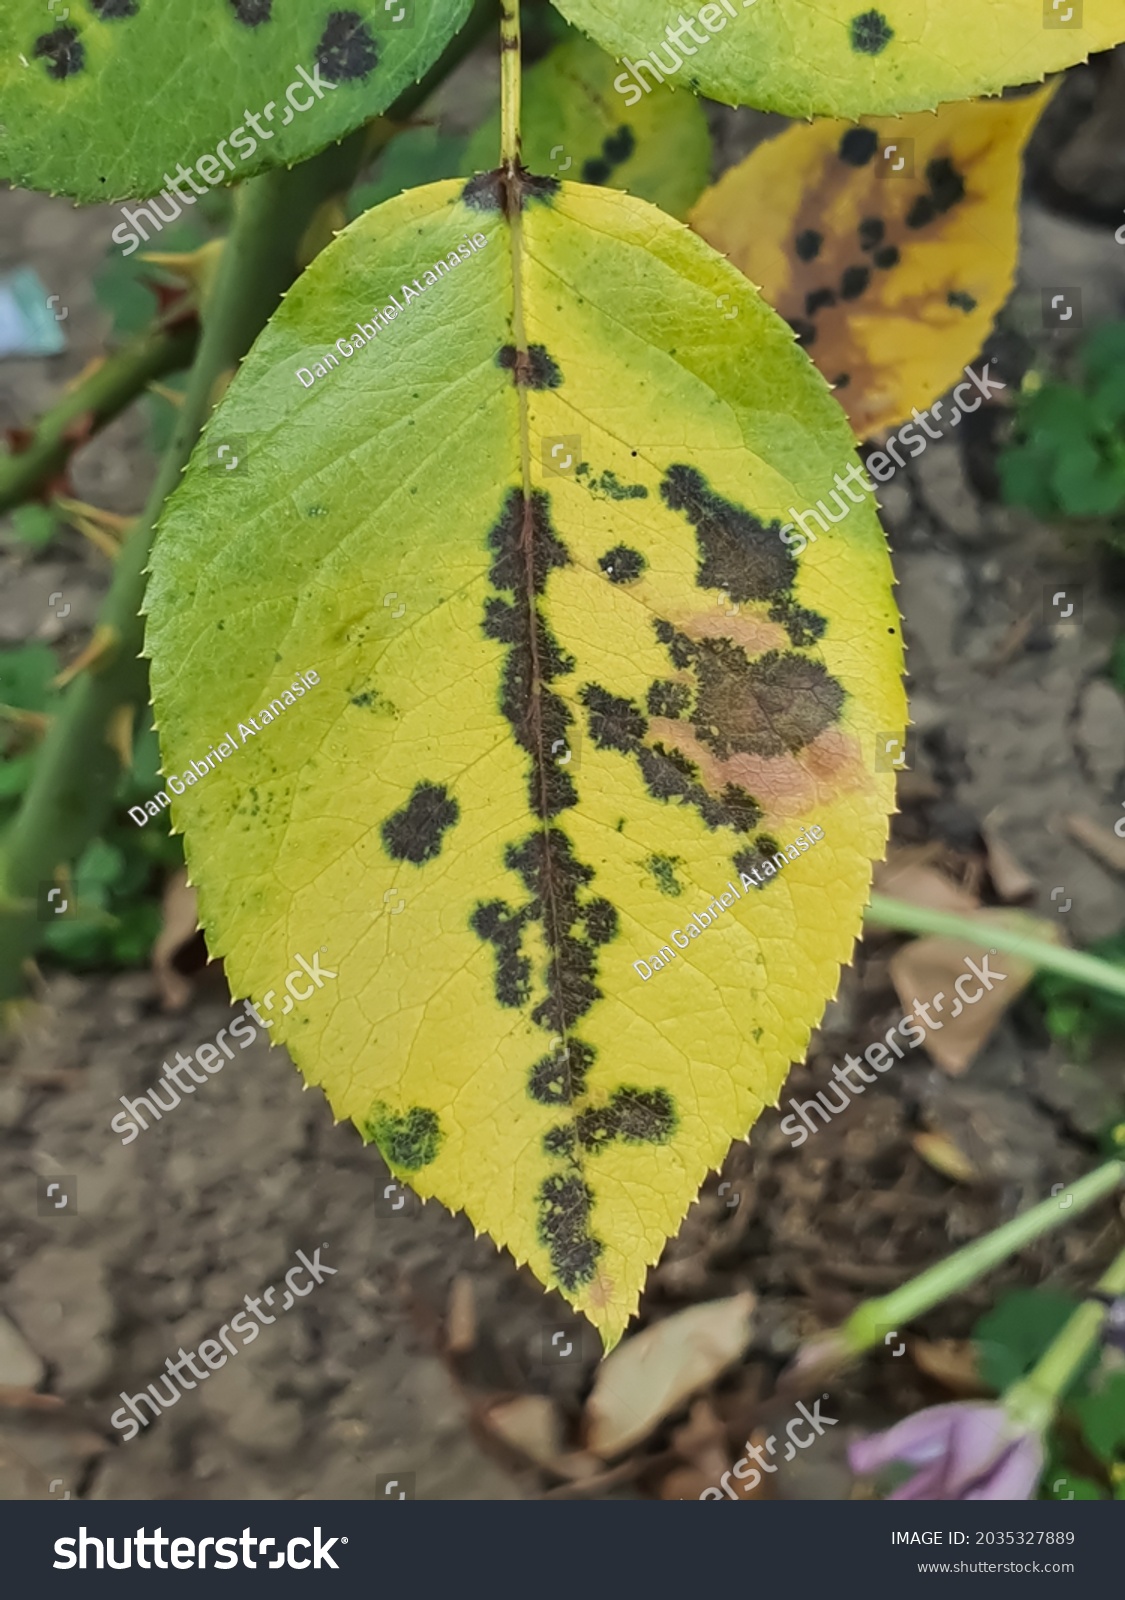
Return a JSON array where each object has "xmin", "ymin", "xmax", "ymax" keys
[
  {"xmin": 464, "ymin": 30, "xmax": 711, "ymax": 219},
  {"xmin": 0, "ymin": 644, "xmax": 59, "ymax": 713},
  {"xmin": 0, "ymin": 0, "xmax": 471, "ymax": 202},
  {"xmin": 975, "ymin": 1290, "xmax": 1087, "ymax": 1396},
  {"xmin": 1073, "ymin": 1373, "xmax": 1125, "ymax": 1466},
  {"xmin": 8, "ymin": 505, "xmax": 60, "ymax": 549},
  {"xmin": 348, "ymin": 124, "xmax": 467, "ymax": 222},
  {"xmin": 94, "ymin": 219, "xmax": 209, "ymax": 339},
  {"xmin": 551, "ymin": 0, "xmax": 1125, "ymax": 118},
  {"xmin": 1051, "ymin": 440, "xmax": 1125, "ymax": 519},
  {"xmin": 145, "ymin": 174, "xmax": 904, "ymax": 1345}
]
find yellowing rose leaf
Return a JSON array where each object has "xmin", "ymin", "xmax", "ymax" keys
[
  {"xmin": 144, "ymin": 170, "xmax": 905, "ymax": 1347},
  {"xmin": 690, "ymin": 89, "xmax": 1053, "ymax": 437},
  {"xmin": 552, "ymin": 0, "xmax": 1124, "ymax": 119}
]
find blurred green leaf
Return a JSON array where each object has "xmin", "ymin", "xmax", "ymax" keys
[
  {"xmin": 8, "ymin": 504, "xmax": 59, "ymax": 549},
  {"xmin": 975, "ymin": 1290, "xmax": 1087, "ymax": 1395}
]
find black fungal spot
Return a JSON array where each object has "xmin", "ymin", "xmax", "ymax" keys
[
  {"xmin": 769, "ymin": 598, "xmax": 828, "ymax": 649},
  {"xmin": 507, "ymin": 830, "xmax": 614, "ymax": 1035},
  {"xmin": 693, "ymin": 645, "xmax": 846, "ymax": 760},
  {"xmin": 461, "ymin": 169, "xmax": 559, "ymax": 213},
  {"xmin": 734, "ymin": 835, "xmax": 782, "ymax": 887},
  {"xmin": 580, "ymin": 469, "xmax": 648, "ymax": 502},
  {"xmin": 482, "ymin": 489, "xmax": 577, "ymax": 818},
  {"xmin": 661, "ymin": 465, "xmax": 795, "ymax": 605},
  {"xmin": 471, "ymin": 899, "xmax": 533, "ymax": 1008},
  {"xmin": 858, "ymin": 217, "xmax": 885, "ymax": 250},
  {"xmin": 600, "ymin": 545, "xmax": 646, "ymax": 583},
  {"xmin": 92, "ymin": 0, "xmax": 140, "ymax": 13},
  {"xmin": 833, "ymin": 373, "xmax": 851, "ymax": 389},
  {"xmin": 528, "ymin": 1040, "xmax": 594, "ymax": 1106},
  {"xmin": 926, "ymin": 156, "xmax": 966, "ymax": 214},
  {"xmin": 537, "ymin": 1173, "xmax": 602, "ymax": 1291},
  {"xmin": 33, "ymin": 26, "xmax": 85, "ymax": 78},
  {"xmin": 850, "ymin": 9, "xmax": 894, "ymax": 53},
  {"xmin": 363, "ymin": 1104, "xmax": 442, "ymax": 1171},
  {"xmin": 316, "ymin": 10, "xmax": 379, "ymax": 83},
  {"xmin": 787, "ymin": 317, "xmax": 817, "ymax": 346},
  {"xmin": 948, "ymin": 290, "xmax": 977, "ymax": 312},
  {"xmin": 644, "ymin": 853, "xmax": 683, "ymax": 897},
  {"xmin": 839, "ymin": 127, "xmax": 878, "ymax": 167},
  {"xmin": 582, "ymin": 684, "xmax": 647, "ymax": 752},
  {"xmin": 576, "ymin": 1088, "xmax": 676, "ymax": 1151},
  {"xmin": 497, "ymin": 343, "xmax": 562, "ymax": 389},
  {"xmin": 543, "ymin": 1124, "xmax": 576, "ymax": 1157},
  {"xmin": 906, "ymin": 195, "xmax": 937, "ymax": 230},
  {"xmin": 795, "ymin": 229, "xmax": 822, "ymax": 262},
  {"xmin": 873, "ymin": 245, "xmax": 900, "ymax": 270},
  {"xmin": 228, "ymin": 0, "xmax": 271, "ymax": 21},
  {"xmin": 582, "ymin": 158, "xmax": 611, "ymax": 184},
  {"xmin": 840, "ymin": 265, "xmax": 871, "ymax": 300},
  {"xmin": 381, "ymin": 780, "xmax": 459, "ymax": 864},
  {"xmin": 603, "ymin": 126, "xmax": 635, "ymax": 165},
  {"xmin": 647, "ymin": 679, "xmax": 692, "ymax": 719},
  {"xmin": 806, "ymin": 287, "xmax": 837, "ymax": 316}
]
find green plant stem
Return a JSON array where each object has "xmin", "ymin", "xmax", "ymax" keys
[
  {"xmin": 866, "ymin": 892, "xmax": 1125, "ymax": 1001},
  {"xmin": 842, "ymin": 1159, "xmax": 1125, "ymax": 1358},
  {"xmin": 0, "ymin": 320, "xmax": 199, "ymax": 516},
  {"xmin": 1006, "ymin": 1243, "xmax": 1125, "ymax": 1433}
]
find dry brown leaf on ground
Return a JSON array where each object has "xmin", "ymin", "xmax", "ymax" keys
[
  {"xmin": 874, "ymin": 856, "xmax": 980, "ymax": 914},
  {"xmin": 910, "ymin": 1337, "xmax": 988, "ymax": 1397},
  {"xmin": 912, "ymin": 1129, "xmax": 981, "ymax": 1185},
  {"xmin": 980, "ymin": 818, "xmax": 1036, "ymax": 903},
  {"xmin": 584, "ymin": 1293, "xmax": 755, "ymax": 1460},
  {"xmin": 888, "ymin": 912, "xmax": 1053, "ymax": 1075},
  {"xmin": 1062, "ymin": 812, "xmax": 1125, "ymax": 876},
  {"xmin": 445, "ymin": 1274, "xmax": 476, "ymax": 1356},
  {"xmin": 478, "ymin": 1395, "xmax": 569, "ymax": 1475},
  {"xmin": 150, "ymin": 868, "xmax": 201, "ymax": 1011}
]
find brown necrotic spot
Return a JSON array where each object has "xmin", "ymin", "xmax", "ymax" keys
[
  {"xmin": 850, "ymin": 10, "xmax": 894, "ymax": 53},
  {"xmin": 694, "ymin": 644, "xmax": 845, "ymax": 760},
  {"xmin": 660, "ymin": 465, "xmax": 795, "ymax": 605},
  {"xmin": 381, "ymin": 780, "xmax": 459, "ymax": 864},
  {"xmin": 529, "ymin": 1039, "xmax": 594, "ymax": 1106},
  {"xmin": 362, "ymin": 1104, "xmax": 442, "ymax": 1171},
  {"xmin": 600, "ymin": 545, "xmax": 646, "ymax": 583},
  {"xmin": 316, "ymin": 10, "xmax": 378, "ymax": 82},
  {"xmin": 497, "ymin": 343, "xmax": 562, "ymax": 389},
  {"xmin": 537, "ymin": 1174, "xmax": 602, "ymax": 1292},
  {"xmin": 839, "ymin": 127, "xmax": 878, "ymax": 167},
  {"xmin": 462, "ymin": 168, "xmax": 559, "ymax": 214},
  {"xmin": 795, "ymin": 228, "xmax": 822, "ymax": 261},
  {"xmin": 33, "ymin": 26, "xmax": 85, "ymax": 77},
  {"xmin": 229, "ymin": 0, "xmax": 272, "ymax": 21}
]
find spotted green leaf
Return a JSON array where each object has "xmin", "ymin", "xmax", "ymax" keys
[
  {"xmin": 551, "ymin": 0, "xmax": 1125, "ymax": 119},
  {"xmin": 464, "ymin": 28, "xmax": 711, "ymax": 219},
  {"xmin": 0, "ymin": 0, "xmax": 470, "ymax": 203},
  {"xmin": 144, "ymin": 171, "xmax": 905, "ymax": 1346}
]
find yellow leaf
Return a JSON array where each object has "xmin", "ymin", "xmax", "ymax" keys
[
  {"xmin": 145, "ymin": 173, "xmax": 905, "ymax": 1347},
  {"xmin": 690, "ymin": 89, "xmax": 1053, "ymax": 436},
  {"xmin": 553, "ymin": 0, "xmax": 1123, "ymax": 119}
]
